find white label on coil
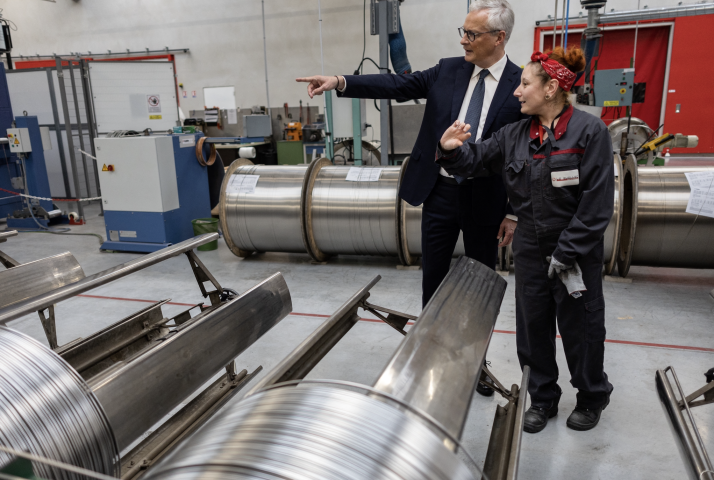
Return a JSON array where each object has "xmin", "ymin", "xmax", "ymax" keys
[
  {"xmin": 227, "ymin": 174, "xmax": 260, "ymax": 195},
  {"xmin": 119, "ymin": 230, "xmax": 137, "ymax": 238},
  {"xmin": 685, "ymin": 172, "xmax": 714, "ymax": 218},
  {"xmin": 179, "ymin": 136, "xmax": 195, "ymax": 148},
  {"xmin": 345, "ymin": 167, "xmax": 383, "ymax": 182},
  {"xmin": 551, "ymin": 169, "xmax": 579, "ymax": 187},
  {"xmin": 614, "ymin": 163, "xmax": 619, "ymax": 177}
]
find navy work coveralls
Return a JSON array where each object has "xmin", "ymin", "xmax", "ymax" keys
[{"xmin": 437, "ymin": 105, "xmax": 614, "ymax": 410}]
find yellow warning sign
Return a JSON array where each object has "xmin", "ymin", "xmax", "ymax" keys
[
  {"xmin": 13, "ymin": 138, "xmax": 19, "ymax": 145},
  {"xmin": 604, "ymin": 100, "xmax": 620, "ymax": 106},
  {"xmin": 620, "ymin": 88, "xmax": 627, "ymax": 94},
  {"xmin": 149, "ymin": 115, "xmax": 162, "ymax": 120},
  {"xmin": 102, "ymin": 164, "xmax": 108, "ymax": 172}
]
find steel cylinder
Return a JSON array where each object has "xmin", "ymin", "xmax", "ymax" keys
[
  {"xmin": 309, "ymin": 165, "xmax": 402, "ymax": 257},
  {"xmin": 618, "ymin": 155, "xmax": 714, "ymax": 275},
  {"xmin": 143, "ymin": 385, "xmax": 475, "ymax": 480},
  {"xmin": 603, "ymin": 155, "xmax": 624, "ymax": 275},
  {"xmin": 0, "ymin": 326, "xmax": 118, "ymax": 479},
  {"xmin": 219, "ymin": 161, "xmax": 309, "ymax": 257}
]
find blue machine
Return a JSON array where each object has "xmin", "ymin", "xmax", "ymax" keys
[
  {"xmin": 0, "ymin": 63, "xmax": 55, "ymax": 229},
  {"xmin": 95, "ymin": 133, "xmax": 212, "ymax": 253}
]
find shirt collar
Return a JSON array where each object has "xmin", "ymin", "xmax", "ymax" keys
[
  {"xmin": 529, "ymin": 105, "xmax": 575, "ymax": 141},
  {"xmin": 472, "ymin": 54, "xmax": 508, "ymax": 82}
]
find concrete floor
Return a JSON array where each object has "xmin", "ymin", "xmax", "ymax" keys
[{"xmin": 2, "ymin": 203, "xmax": 713, "ymax": 479}]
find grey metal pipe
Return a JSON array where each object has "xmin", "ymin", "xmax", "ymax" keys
[
  {"xmin": 0, "ymin": 233, "xmax": 218, "ymax": 325},
  {"xmin": 89, "ymin": 272, "xmax": 292, "ymax": 451},
  {"xmin": 0, "ymin": 230, "xmax": 17, "ymax": 242},
  {"xmin": 536, "ymin": 2, "xmax": 714, "ymax": 26},
  {"xmin": 618, "ymin": 155, "xmax": 714, "ymax": 276},
  {"xmin": 373, "ymin": 256, "xmax": 508, "ymax": 441}
]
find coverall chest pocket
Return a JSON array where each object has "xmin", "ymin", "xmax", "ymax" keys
[
  {"xmin": 543, "ymin": 154, "xmax": 581, "ymax": 200},
  {"xmin": 505, "ymin": 160, "xmax": 529, "ymax": 200}
]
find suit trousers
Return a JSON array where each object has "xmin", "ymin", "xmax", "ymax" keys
[
  {"xmin": 513, "ymin": 226, "xmax": 613, "ymax": 410},
  {"xmin": 421, "ymin": 177, "xmax": 500, "ymax": 307}
]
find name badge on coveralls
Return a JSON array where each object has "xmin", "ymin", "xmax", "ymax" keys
[{"xmin": 551, "ymin": 169, "xmax": 580, "ymax": 187}]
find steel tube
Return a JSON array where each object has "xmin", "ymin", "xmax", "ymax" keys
[
  {"xmin": 655, "ymin": 369, "xmax": 714, "ymax": 480},
  {"xmin": 89, "ymin": 272, "xmax": 292, "ymax": 451},
  {"xmin": 618, "ymin": 156, "xmax": 714, "ymax": 275},
  {"xmin": 311, "ymin": 165, "xmax": 401, "ymax": 256},
  {"xmin": 0, "ymin": 230, "xmax": 17, "ymax": 242},
  {"xmin": 0, "ymin": 233, "xmax": 218, "ymax": 325},
  {"xmin": 373, "ymin": 256, "xmax": 508, "ymax": 441},
  {"xmin": 536, "ymin": 3, "xmax": 714, "ymax": 26}
]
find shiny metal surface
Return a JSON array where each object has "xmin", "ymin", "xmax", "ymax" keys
[
  {"xmin": 0, "ymin": 230, "xmax": 17, "ymax": 242},
  {"xmin": 220, "ymin": 161, "xmax": 309, "ymax": 256},
  {"xmin": 311, "ymin": 165, "xmax": 402, "ymax": 256},
  {"xmin": 607, "ymin": 117, "xmax": 653, "ymax": 154},
  {"xmin": 374, "ymin": 256, "xmax": 508, "ymax": 440},
  {"xmin": 0, "ymin": 326, "xmax": 118, "ymax": 479},
  {"xmin": 89, "ymin": 272, "xmax": 292, "ymax": 451},
  {"xmin": 143, "ymin": 384, "xmax": 475, "ymax": 480},
  {"xmin": 247, "ymin": 275, "xmax": 381, "ymax": 395},
  {"xmin": 0, "ymin": 252, "xmax": 85, "ymax": 309},
  {"xmin": 656, "ymin": 368, "xmax": 714, "ymax": 480},
  {"xmin": 402, "ymin": 201, "xmax": 466, "ymax": 258},
  {"xmin": 0, "ymin": 233, "xmax": 218, "ymax": 325},
  {"xmin": 624, "ymin": 163, "xmax": 714, "ymax": 270},
  {"xmin": 603, "ymin": 155, "xmax": 624, "ymax": 275}
]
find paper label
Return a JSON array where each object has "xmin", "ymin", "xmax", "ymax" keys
[
  {"xmin": 685, "ymin": 172, "xmax": 714, "ymax": 218},
  {"xmin": 614, "ymin": 163, "xmax": 619, "ymax": 177},
  {"xmin": 227, "ymin": 109, "xmax": 238, "ymax": 125},
  {"xmin": 179, "ymin": 136, "xmax": 196, "ymax": 148},
  {"xmin": 551, "ymin": 169, "xmax": 579, "ymax": 187},
  {"xmin": 345, "ymin": 167, "xmax": 383, "ymax": 182},
  {"xmin": 147, "ymin": 95, "xmax": 161, "ymax": 113},
  {"xmin": 226, "ymin": 174, "xmax": 260, "ymax": 195},
  {"xmin": 119, "ymin": 230, "xmax": 137, "ymax": 238}
]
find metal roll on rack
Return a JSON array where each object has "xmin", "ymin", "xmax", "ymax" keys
[
  {"xmin": 603, "ymin": 154, "xmax": 624, "ymax": 275},
  {"xmin": 0, "ymin": 326, "xmax": 118, "ymax": 479},
  {"xmin": 618, "ymin": 155, "xmax": 714, "ymax": 276}
]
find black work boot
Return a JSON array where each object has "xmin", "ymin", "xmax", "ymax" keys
[
  {"xmin": 476, "ymin": 361, "xmax": 495, "ymax": 397},
  {"xmin": 523, "ymin": 403, "xmax": 558, "ymax": 433},
  {"xmin": 566, "ymin": 397, "xmax": 610, "ymax": 431}
]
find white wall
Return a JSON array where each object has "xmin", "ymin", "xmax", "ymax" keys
[{"xmin": 1, "ymin": 0, "xmax": 684, "ymax": 141}]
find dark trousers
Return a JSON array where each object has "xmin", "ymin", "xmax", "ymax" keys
[
  {"xmin": 421, "ymin": 178, "xmax": 500, "ymax": 307},
  {"xmin": 513, "ymin": 227, "xmax": 613, "ymax": 410}
]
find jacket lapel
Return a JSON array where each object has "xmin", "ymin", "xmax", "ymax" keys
[
  {"xmin": 451, "ymin": 62, "xmax": 474, "ymax": 123},
  {"xmin": 482, "ymin": 59, "xmax": 519, "ymax": 137}
]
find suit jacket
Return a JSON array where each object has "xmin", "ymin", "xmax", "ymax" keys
[{"xmin": 338, "ymin": 56, "xmax": 527, "ymax": 226}]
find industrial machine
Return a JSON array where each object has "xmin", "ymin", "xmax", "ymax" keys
[
  {"xmin": 95, "ymin": 133, "xmax": 212, "ymax": 253},
  {"xmin": 0, "ymin": 233, "xmax": 529, "ymax": 479}
]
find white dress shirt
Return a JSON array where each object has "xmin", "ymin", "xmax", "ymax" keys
[{"xmin": 440, "ymin": 53, "xmax": 508, "ymax": 178}]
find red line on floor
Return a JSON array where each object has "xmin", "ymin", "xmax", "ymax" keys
[{"xmin": 75, "ymin": 294, "xmax": 712, "ymax": 353}]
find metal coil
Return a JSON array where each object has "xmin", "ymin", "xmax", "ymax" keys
[
  {"xmin": 219, "ymin": 160, "xmax": 309, "ymax": 257},
  {"xmin": 144, "ymin": 384, "xmax": 475, "ymax": 480},
  {"xmin": 603, "ymin": 154, "xmax": 624, "ymax": 275},
  {"xmin": 310, "ymin": 165, "xmax": 402, "ymax": 258},
  {"xmin": 0, "ymin": 326, "xmax": 118, "ymax": 479},
  {"xmin": 618, "ymin": 155, "xmax": 714, "ymax": 275}
]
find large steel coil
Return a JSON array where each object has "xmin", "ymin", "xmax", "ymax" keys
[
  {"xmin": 143, "ymin": 384, "xmax": 475, "ymax": 480},
  {"xmin": 0, "ymin": 326, "xmax": 118, "ymax": 479},
  {"xmin": 618, "ymin": 155, "xmax": 714, "ymax": 276}
]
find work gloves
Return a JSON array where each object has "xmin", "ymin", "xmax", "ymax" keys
[{"xmin": 547, "ymin": 255, "xmax": 587, "ymax": 299}]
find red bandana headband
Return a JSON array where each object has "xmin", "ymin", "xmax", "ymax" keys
[{"xmin": 531, "ymin": 51, "xmax": 577, "ymax": 92}]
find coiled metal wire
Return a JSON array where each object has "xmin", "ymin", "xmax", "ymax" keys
[
  {"xmin": 144, "ymin": 384, "xmax": 475, "ymax": 480},
  {"xmin": 0, "ymin": 326, "xmax": 118, "ymax": 479}
]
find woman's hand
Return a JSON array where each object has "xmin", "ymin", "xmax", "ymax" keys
[{"xmin": 440, "ymin": 120, "xmax": 472, "ymax": 151}]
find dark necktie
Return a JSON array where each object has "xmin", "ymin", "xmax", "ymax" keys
[{"xmin": 463, "ymin": 68, "xmax": 489, "ymax": 143}]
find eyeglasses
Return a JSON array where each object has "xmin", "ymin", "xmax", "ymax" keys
[{"xmin": 458, "ymin": 27, "xmax": 500, "ymax": 42}]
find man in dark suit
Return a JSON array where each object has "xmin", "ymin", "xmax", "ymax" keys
[{"xmin": 298, "ymin": 1, "xmax": 525, "ymax": 396}]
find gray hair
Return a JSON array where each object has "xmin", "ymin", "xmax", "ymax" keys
[{"xmin": 469, "ymin": 0, "xmax": 515, "ymax": 44}]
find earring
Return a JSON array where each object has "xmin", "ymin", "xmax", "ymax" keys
[{"xmin": 545, "ymin": 94, "xmax": 551, "ymax": 100}]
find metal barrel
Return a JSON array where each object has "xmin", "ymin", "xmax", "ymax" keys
[
  {"xmin": 88, "ymin": 272, "xmax": 292, "ymax": 451},
  {"xmin": 618, "ymin": 155, "xmax": 714, "ymax": 275},
  {"xmin": 309, "ymin": 165, "xmax": 402, "ymax": 258},
  {"xmin": 401, "ymin": 201, "xmax": 466, "ymax": 258},
  {"xmin": 0, "ymin": 326, "xmax": 118, "ymax": 479},
  {"xmin": 373, "ymin": 256, "xmax": 508, "ymax": 441},
  {"xmin": 142, "ymin": 384, "xmax": 475, "ymax": 480},
  {"xmin": 603, "ymin": 154, "xmax": 624, "ymax": 275},
  {"xmin": 219, "ymin": 160, "xmax": 310, "ymax": 257}
]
